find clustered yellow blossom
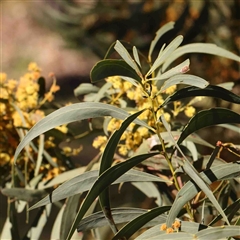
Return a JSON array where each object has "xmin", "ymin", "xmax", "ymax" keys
[
  {"xmin": 163, "ymin": 85, "xmax": 177, "ymax": 95},
  {"xmin": 62, "ymin": 145, "xmax": 83, "ymax": 157},
  {"xmin": 93, "ymin": 77, "xmax": 174, "ymax": 156},
  {"xmin": 93, "ymin": 77, "xmax": 197, "ymax": 156},
  {"xmin": 39, "ymin": 158, "xmax": 66, "ymax": 181},
  {"xmin": 92, "ymin": 136, "xmax": 108, "ymax": 152},
  {"xmin": 0, "ymin": 63, "xmax": 74, "ymax": 183},
  {"xmin": 55, "ymin": 125, "xmax": 68, "ymax": 134},
  {"xmin": 184, "ymin": 106, "xmax": 196, "ymax": 118}
]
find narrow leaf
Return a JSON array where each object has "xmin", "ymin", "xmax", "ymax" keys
[
  {"xmin": 34, "ymin": 134, "xmax": 44, "ymax": 177},
  {"xmin": 66, "ymin": 152, "xmax": 160, "ymax": 240},
  {"xmin": 114, "ymin": 40, "xmax": 142, "ymax": 76},
  {"xmin": 100, "ymin": 110, "xmax": 146, "ymax": 174},
  {"xmin": 60, "ymin": 194, "xmax": 83, "ymax": 240},
  {"xmin": 149, "ymin": 59, "xmax": 190, "ymax": 81},
  {"xmin": 118, "ymin": 76, "xmax": 140, "ymax": 87},
  {"xmin": 28, "ymin": 205, "xmax": 52, "ymax": 240},
  {"xmin": 178, "ymin": 108, "xmax": 240, "ymax": 145},
  {"xmin": 160, "ymin": 115, "xmax": 230, "ymax": 226},
  {"xmin": 14, "ymin": 102, "xmax": 153, "ymax": 163},
  {"xmin": 112, "ymin": 206, "xmax": 171, "ymax": 240},
  {"xmin": 209, "ymin": 198, "xmax": 240, "ymax": 226},
  {"xmin": 104, "ymin": 40, "xmax": 139, "ymax": 60},
  {"xmin": 145, "ymin": 132, "xmax": 214, "ymax": 150},
  {"xmin": 50, "ymin": 204, "xmax": 64, "ymax": 240},
  {"xmin": 161, "ymin": 85, "xmax": 240, "ymax": 108},
  {"xmin": 73, "ymin": 83, "xmax": 100, "ymax": 97},
  {"xmin": 181, "ymin": 159, "xmax": 230, "ymax": 226},
  {"xmin": 1, "ymin": 218, "xmax": 13, "ymax": 240},
  {"xmin": 196, "ymin": 226, "xmax": 240, "ymax": 240},
  {"xmin": 133, "ymin": 46, "xmax": 141, "ymax": 67},
  {"xmin": 166, "ymin": 161, "xmax": 240, "ymax": 227},
  {"xmin": 29, "ymin": 169, "xmax": 169, "ymax": 210},
  {"xmin": 162, "ymin": 43, "xmax": 240, "ymax": 72},
  {"xmin": 1, "ymin": 188, "xmax": 46, "ymax": 202},
  {"xmin": 93, "ymin": 82, "xmax": 112, "ymax": 102},
  {"xmin": 38, "ymin": 166, "xmax": 87, "ymax": 189},
  {"xmin": 138, "ymin": 232, "xmax": 193, "ymax": 240},
  {"xmin": 131, "ymin": 182, "xmax": 162, "ymax": 206},
  {"xmin": 147, "ymin": 35, "xmax": 184, "ymax": 77},
  {"xmin": 148, "ymin": 21, "xmax": 175, "ymax": 60},
  {"xmin": 160, "ymin": 74, "xmax": 209, "ymax": 93},
  {"xmin": 78, "ymin": 207, "xmax": 167, "ymax": 232},
  {"xmin": 218, "ymin": 82, "xmax": 234, "ymax": 90},
  {"xmin": 99, "ymin": 110, "xmax": 147, "ymax": 233},
  {"xmin": 136, "ymin": 221, "xmax": 208, "ymax": 239},
  {"xmin": 90, "ymin": 59, "xmax": 142, "ymax": 83},
  {"xmin": 218, "ymin": 123, "xmax": 240, "ymax": 134}
]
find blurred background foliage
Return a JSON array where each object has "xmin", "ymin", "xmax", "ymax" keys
[
  {"xmin": 2, "ymin": 0, "xmax": 239, "ymax": 157},
  {"xmin": 35, "ymin": 0, "xmax": 240, "ymax": 85},
  {"xmin": 3, "ymin": 0, "xmax": 240, "ymax": 84}
]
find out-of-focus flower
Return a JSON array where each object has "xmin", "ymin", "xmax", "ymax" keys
[
  {"xmin": 164, "ymin": 85, "xmax": 177, "ymax": 95},
  {"xmin": 43, "ymin": 167, "xmax": 62, "ymax": 181},
  {"xmin": 72, "ymin": 146, "xmax": 83, "ymax": 155},
  {"xmin": 5, "ymin": 79, "xmax": 17, "ymax": 91},
  {"xmin": 119, "ymin": 145, "xmax": 128, "ymax": 155},
  {"xmin": 0, "ymin": 102, "xmax": 6, "ymax": 114},
  {"xmin": 92, "ymin": 136, "xmax": 108, "ymax": 150},
  {"xmin": 28, "ymin": 62, "xmax": 41, "ymax": 72},
  {"xmin": 44, "ymin": 137, "xmax": 56, "ymax": 148},
  {"xmin": 0, "ymin": 72, "xmax": 7, "ymax": 84},
  {"xmin": 0, "ymin": 63, "xmax": 69, "ymax": 185},
  {"xmin": 160, "ymin": 223, "xmax": 167, "ymax": 231},
  {"xmin": 163, "ymin": 112, "xmax": 171, "ymax": 122},
  {"xmin": 107, "ymin": 118, "xmax": 122, "ymax": 132},
  {"xmin": 12, "ymin": 111, "xmax": 29, "ymax": 128},
  {"xmin": 62, "ymin": 146, "xmax": 82, "ymax": 156},
  {"xmin": 123, "ymin": 81, "xmax": 133, "ymax": 91},
  {"xmin": 0, "ymin": 153, "xmax": 11, "ymax": 166},
  {"xmin": 137, "ymin": 127, "xmax": 149, "ymax": 137},
  {"xmin": 92, "ymin": 76, "xmax": 175, "ymax": 156},
  {"xmin": 55, "ymin": 125, "xmax": 68, "ymax": 134},
  {"xmin": 62, "ymin": 146, "xmax": 72, "ymax": 154},
  {"xmin": 166, "ymin": 228, "xmax": 174, "ymax": 234},
  {"xmin": 106, "ymin": 76, "xmax": 123, "ymax": 89},
  {"xmin": 184, "ymin": 106, "xmax": 196, "ymax": 118},
  {"xmin": 172, "ymin": 220, "xmax": 181, "ymax": 230},
  {"xmin": 43, "ymin": 80, "xmax": 60, "ymax": 102},
  {"xmin": 0, "ymin": 87, "xmax": 9, "ymax": 99},
  {"xmin": 30, "ymin": 110, "xmax": 45, "ymax": 125}
]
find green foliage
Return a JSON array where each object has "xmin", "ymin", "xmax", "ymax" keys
[
  {"xmin": 91, "ymin": 59, "xmax": 142, "ymax": 83},
  {"xmin": 161, "ymin": 85, "xmax": 240, "ymax": 107},
  {"xmin": 3, "ymin": 22, "xmax": 240, "ymax": 240}
]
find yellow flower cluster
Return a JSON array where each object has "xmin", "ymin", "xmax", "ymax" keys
[
  {"xmin": 62, "ymin": 145, "xmax": 83, "ymax": 157},
  {"xmin": 0, "ymin": 63, "xmax": 76, "ymax": 183},
  {"xmin": 92, "ymin": 136, "xmax": 108, "ymax": 152},
  {"xmin": 93, "ymin": 76, "xmax": 197, "ymax": 156},
  {"xmin": 93, "ymin": 77, "xmax": 175, "ymax": 156}
]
